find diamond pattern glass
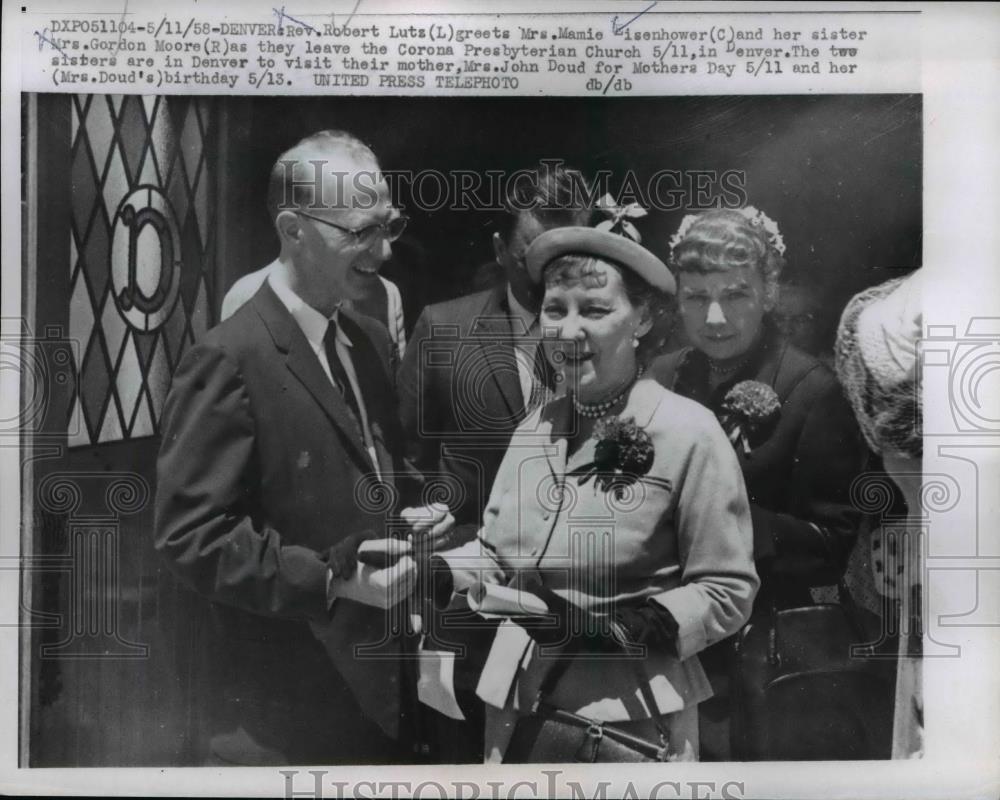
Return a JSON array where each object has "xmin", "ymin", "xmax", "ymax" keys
[{"xmin": 67, "ymin": 96, "xmax": 216, "ymax": 446}]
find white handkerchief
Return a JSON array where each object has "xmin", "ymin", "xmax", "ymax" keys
[{"xmin": 416, "ymin": 646, "xmax": 465, "ymax": 721}]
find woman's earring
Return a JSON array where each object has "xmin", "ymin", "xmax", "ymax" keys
[{"xmin": 631, "ymin": 334, "xmax": 640, "ymax": 348}]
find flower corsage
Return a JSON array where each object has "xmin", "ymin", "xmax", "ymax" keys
[
  {"xmin": 569, "ymin": 416, "xmax": 671, "ymax": 499},
  {"xmin": 718, "ymin": 380, "xmax": 781, "ymax": 456}
]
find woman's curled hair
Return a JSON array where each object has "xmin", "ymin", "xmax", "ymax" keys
[{"xmin": 670, "ymin": 209, "xmax": 785, "ymax": 306}]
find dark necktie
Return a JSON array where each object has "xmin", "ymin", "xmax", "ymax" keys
[{"xmin": 323, "ymin": 319, "xmax": 361, "ymax": 424}]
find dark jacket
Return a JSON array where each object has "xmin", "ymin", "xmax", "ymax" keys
[
  {"xmin": 397, "ymin": 286, "xmax": 534, "ymax": 532},
  {"xmin": 155, "ymin": 281, "xmax": 420, "ymax": 763},
  {"xmin": 648, "ymin": 324, "xmax": 868, "ymax": 609},
  {"xmin": 396, "ymin": 285, "xmax": 537, "ymax": 743}
]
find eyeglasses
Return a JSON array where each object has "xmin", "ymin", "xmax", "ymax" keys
[{"xmin": 296, "ymin": 210, "xmax": 408, "ymax": 247}]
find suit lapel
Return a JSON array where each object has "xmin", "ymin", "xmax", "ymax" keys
[
  {"xmin": 252, "ymin": 283, "xmax": 373, "ymax": 469},
  {"xmin": 531, "ymin": 384, "xmax": 667, "ymax": 565},
  {"xmin": 541, "ymin": 395, "xmax": 573, "ymax": 479},
  {"xmin": 531, "ymin": 399, "xmax": 571, "ymax": 566},
  {"xmin": 564, "ymin": 432, "xmax": 596, "ymax": 476},
  {"xmin": 471, "ymin": 289, "xmax": 525, "ymax": 420}
]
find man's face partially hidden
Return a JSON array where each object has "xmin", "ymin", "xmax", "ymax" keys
[{"xmin": 493, "ymin": 212, "xmax": 546, "ymax": 308}]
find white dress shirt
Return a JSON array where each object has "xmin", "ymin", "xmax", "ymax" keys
[
  {"xmin": 222, "ymin": 262, "xmax": 406, "ymax": 360},
  {"xmin": 268, "ymin": 266, "xmax": 382, "ymax": 478}
]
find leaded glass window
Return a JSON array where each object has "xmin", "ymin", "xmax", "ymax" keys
[{"xmin": 67, "ymin": 95, "xmax": 216, "ymax": 446}]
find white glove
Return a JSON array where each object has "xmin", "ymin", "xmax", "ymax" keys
[
  {"xmin": 329, "ymin": 553, "xmax": 417, "ymax": 610},
  {"xmin": 401, "ymin": 502, "xmax": 456, "ymax": 550}
]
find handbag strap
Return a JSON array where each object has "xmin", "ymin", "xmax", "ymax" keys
[
  {"xmin": 532, "ymin": 648, "xmax": 575, "ymax": 706},
  {"xmin": 530, "ymin": 631, "xmax": 671, "ymax": 751}
]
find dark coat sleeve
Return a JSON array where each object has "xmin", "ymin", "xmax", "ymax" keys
[
  {"xmin": 154, "ymin": 342, "xmax": 330, "ymax": 621},
  {"xmin": 753, "ymin": 372, "xmax": 868, "ymax": 586}
]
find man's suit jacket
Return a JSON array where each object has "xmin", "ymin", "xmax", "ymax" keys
[
  {"xmin": 648, "ymin": 323, "xmax": 868, "ymax": 609},
  {"xmin": 222, "ymin": 264, "xmax": 407, "ymax": 361},
  {"xmin": 398, "ymin": 286, "xmax": 532, "ymax": 531},
  {"xmin": 155, "ymin": 281, "xmax": 418, "ymax": 762},
  {"xmin": 437, "ymin": 379, "xmax": 759, "ymax": 724}
]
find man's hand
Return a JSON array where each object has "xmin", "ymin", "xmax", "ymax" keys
[
  {"xmin": 401, "ymin": 502, "xmax": 455, "ymax": 551},
  {"xmin": 357, "ymin": 537, "xmax": 412, "ymax": 569},
  {"xmin": 329, "ymin": 553, "xmax": 418, "ymax": 610}
]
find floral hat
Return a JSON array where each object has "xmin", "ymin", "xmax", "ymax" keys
[
  {"xmin": 525, "ymin": 194, "xmax": 676, "ymax": 295},
  {"xmin": 668, "ymin": 205, "xmax": 786, "ymax": 257}
]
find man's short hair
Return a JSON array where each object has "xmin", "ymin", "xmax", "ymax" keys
[
  {"xmin": 266, "ymin": 130, "xmax": 379, "ymax": 221},
  {"xmin": 495, "ymin": 160, "xmax": 593, "ymax": 240}
]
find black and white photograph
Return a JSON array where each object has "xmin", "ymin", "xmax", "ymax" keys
[
  {"xmin": 4, "ymin": 2, "xmax": 999, "ymax": 798},
  {"xmin": 20, "ymin": 91, "xmax": 922, "ymax": 763}
]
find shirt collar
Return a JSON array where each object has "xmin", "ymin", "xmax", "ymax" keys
[
  {"xmin": 268, "ymin": 264, "xmax": 353, "ymax": 349},
  {"xmin": 506, "ymin": 284, "xmax": 537, "ymax": 336}
]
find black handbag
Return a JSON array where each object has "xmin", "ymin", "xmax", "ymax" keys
[
  {"xmin": 731, "ymin": 581, "xmax": 895, "ymax": 760},
  {"xmin": 503, "ymin": 653, "xmax": 672, "ymax": 763}
]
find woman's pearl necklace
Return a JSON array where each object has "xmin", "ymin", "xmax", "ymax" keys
[
  {"xmin": 708, "ymin": 353, "xmax": 752, "ymax": 376},
  {"xmin": 572, "ymin": 365, "xmax": 646, "ymax": 419}
]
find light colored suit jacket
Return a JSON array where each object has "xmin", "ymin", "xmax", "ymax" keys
[{"xmin": 437, "ymin": 378, "xmax": 759, "ymax": 722}]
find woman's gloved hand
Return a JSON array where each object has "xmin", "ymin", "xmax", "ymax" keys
[
  {"xmin": 514, "ymin": 582, "xmax": 679, "ymax": 656},
  {"xmin": 612, "ymin": 603, "xmax": 679, "ymax": 657}
]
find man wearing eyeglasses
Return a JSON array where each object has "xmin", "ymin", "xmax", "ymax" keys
[
  {"xmin": 219, "ymin": 231, "xmax": 406, "ymax": 360},
  {"xmin": 155, "ymin": 130, "xmax": 451, "ymax": 765},
  {"xmin": 220, "ymin": 212, "xmax": 408, "ymax": 363}
]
